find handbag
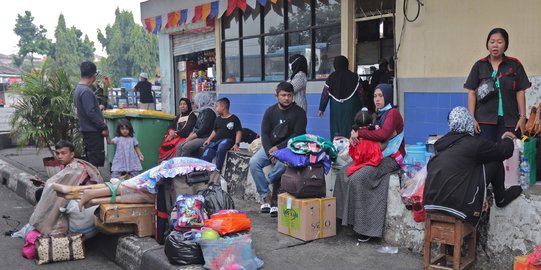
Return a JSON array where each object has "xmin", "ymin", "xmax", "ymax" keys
[
  {"xmin": 476, "ymin": 77, "xmax": 498, "ymax": 103},
  {"xmin": 281, "ymin": 164, "xmax": 326, "ymax": 198},
  {"xmin": 35, "ymin": 233, "xmax": 85, "ymax": 265},
  {"xmin": 271, "ymin": 121, "xmax": 289, "ymax": 144}
]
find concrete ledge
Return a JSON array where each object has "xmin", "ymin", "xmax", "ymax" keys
[{"xmin": 0, "ymin": 159, "xmax": 38, "ymax": 205}]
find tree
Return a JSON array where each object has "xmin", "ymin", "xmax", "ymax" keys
[
  {"xmin": 98, "ymin": 8, "xmax": 158, "ymax": 86},
  {"xmin": 50, "ymin": 14, "xmax": 96, "ymax": 73},
  {"xmin": 13, "ymin": 11, "xmax": 51, "ymax": 69}
]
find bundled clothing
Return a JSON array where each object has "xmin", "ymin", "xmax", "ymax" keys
[
  {"xmin": 29, "ymin": 159, "xmax": 103, "ymax": 235},
  {"xmin": 424, "ymin": 106, "xmax": 522, "ymax": 224},
  {"xmin": 319, "ymin": 56, "xmax": 363, "ymax": 139}
]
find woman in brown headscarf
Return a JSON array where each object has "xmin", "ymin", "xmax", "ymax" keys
[{"xmin": 318, "ymin": 55, "xmax": 363, "ymax": 139}]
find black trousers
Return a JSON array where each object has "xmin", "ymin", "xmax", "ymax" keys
[
  {"xmin": 484, "ymin": 161, "xmax": 506, "ymax": 204},
  {"xmin": 82, "ymin": 131, "xmax": 105, "ymax": 167}
]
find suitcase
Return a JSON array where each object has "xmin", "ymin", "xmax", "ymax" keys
[
  {"xmin": 155, "ymin": 170, "xmax": 220, "ymax": 244},
  {"xmin": 281, "ymin": 164, "xmax": 326, "ymax": 198}
]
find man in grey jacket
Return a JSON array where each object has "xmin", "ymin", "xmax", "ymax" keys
[{"xmin": 74, "ymin": 61, "xmax": 109, "ymax": 167}]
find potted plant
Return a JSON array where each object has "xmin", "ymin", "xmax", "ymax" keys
[{"xmin": 9, "ymin": 64, "xmax": 83, "ymax": 176}]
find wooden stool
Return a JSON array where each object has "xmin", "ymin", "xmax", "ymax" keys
[{"xmin": 423, "ymin": 213, "xmax": 476, "ymax": 270}]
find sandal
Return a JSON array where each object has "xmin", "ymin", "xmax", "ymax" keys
[
  {"xmin": 260, "ymin": 203, "xmax": 271, "ymax": 213},
  {"xmin": 269, "ymin": 207, "xmax": 278, "ymax": 217}
]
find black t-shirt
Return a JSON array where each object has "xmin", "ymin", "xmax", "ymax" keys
[
  {"xmin": 213, "ymin": 114, "xmax": 242, "ymax": 142},
  {"xmin": 135, "ymin": 80, "xmax": 154, "ymax": 103},
  {"xmin": 464, "ymin": 55, "xmax": 531, "ymax": 127}
]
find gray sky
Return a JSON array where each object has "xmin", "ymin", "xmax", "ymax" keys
[{"xmin": 1, "ymin": 0, "xmax": 142, "ymax": 56}]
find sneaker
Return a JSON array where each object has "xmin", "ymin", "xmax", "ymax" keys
[
  {"xmin": 269, "ymin": 207, "xmax": 278, "ymax": 217},
  {"xmin": 357, "ymin": 234, "xmax": 372, "ymax": 242},
  {"xmin": 260, "ymin": 203, "xmax": 271, "ymax": 213}
]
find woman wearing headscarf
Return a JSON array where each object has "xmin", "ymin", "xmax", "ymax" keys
[
  {"xmin": 175, "ymin": 92, "xmax": 216, "ymax": 157},
  {"xmin": 334, "ymin": 83, "xmax": 405, "ymax": 242},
  {"xmin": 288, "ymin": 54, "xmax": 308, "ymax": 111},
  {"xmin": 424, "ymin": 106, "xmax": 522, "ymax": 224},
  {"xmin": 318, "ymin": 55, "xmax": 363, "ymax": 139},
  {"xmin": 158, "ymin": 98, "xmax": 197, "ymax": 162}
]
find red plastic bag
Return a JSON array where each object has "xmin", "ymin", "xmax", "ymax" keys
[
  {"xmin": 527, "ymin": 244, "xmax": 541, "ymax": 265},
  {"xmin": 205, "ymin": 210, "xmax": 251, "ymax": 236}
]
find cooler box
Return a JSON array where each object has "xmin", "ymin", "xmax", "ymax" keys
[
  {"xmin": 97, "ymin": 203, "xmax": 154, "ymax": 237},
  {"xmin": 277, "ymin": 193, "xmax": 336, "ymax": 241},
  {"xmin": 103, "ymin": 109, "xmax": 175, "ymax": 171}
]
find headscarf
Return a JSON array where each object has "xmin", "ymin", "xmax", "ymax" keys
[
  {"xmin": 375, "ymin": 83, "xmax": 394, "ymax": 127},
  {"xmin": 448, "ymin": 106, "xmax": 475, "ymax": 136},
  {"xmin": 193, "ymin": 92, "xmax": 214, "ymax": 112},
  {"xmin": 324, "ymin": 55, "xmax": 359, "ymax": 99},
  {"xmin": 178, "ymin": 97, "xmax": 192, "ymax": 116},
  {"xmin": 289, "ymin": 54, "xmax": 308, "ymax": 80}
]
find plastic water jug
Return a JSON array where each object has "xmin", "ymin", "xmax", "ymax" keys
[{"xmin": 404, "ymin": 142, "xmax": 429, "ymax": 175}]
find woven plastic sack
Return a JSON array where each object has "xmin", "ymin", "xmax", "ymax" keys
[{"xmin": 198, "ymin": 234, "xmax": 263, "ymax": 270}]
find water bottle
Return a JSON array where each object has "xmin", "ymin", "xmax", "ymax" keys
[{"xmin": 519, "ymin": 157, "xmax": 530, "ymax": 190}]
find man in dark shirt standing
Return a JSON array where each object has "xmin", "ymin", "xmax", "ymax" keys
[
  {"xmin": 134, "ymin": 72, "xmax": 154, "ymax": 110},
  {"xmin": 74, "ymin": 61, "xmax": 109, "ymax": 167},
  {"xmin": 249, "ymin": 82, "xmax": 307, "ymax": 217}
]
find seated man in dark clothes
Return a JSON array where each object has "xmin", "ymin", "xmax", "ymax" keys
[
  {"xmin": 249, "ymin": 82, "xmax": 307, "ymax": 217},
  {"xmin": 201, "ymin": 97, "xmax": 242, "ymax": 171},
  {"xmin": 424, "ymin": 106, "xmax": 522, "ymax": 224}
]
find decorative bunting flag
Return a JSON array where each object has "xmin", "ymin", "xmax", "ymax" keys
[
  {"xmin": 226, "ymin": 0, "xmax": 248, "ymax": 16},
  {"xmin": 270, "ymin": 0, "xmax": 277, "ymax": 3},
  {"xmin": 166, "ymin": 10, "xmax": 180, "ymax": 29},
  {"xmin": 201, "ymin": 3, "xmax": 211, "ymax": 21},
  {"xmin": 192, "ymin": 5, "xmax": 202, "ymax": 23},
  {"xmin": 238, "ymin": 0, "xmax": 247, "ymax": 11},
  {"xmin": 144, "ymin": 16, "xmax": 162, "ymax": 34},
  {"xmin": 180, "ymin": 9, "xmax": 188, "ymax": 24},
  {"xmin": 257, "ymin": 0, "xmax": 267, "ymax": 6},
  {"xmin": 209, "ymin": 1, "xmax": 219, "ymax": 20}
]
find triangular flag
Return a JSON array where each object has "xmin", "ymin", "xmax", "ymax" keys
[
  {"xmin": 247, "ymin": 0, "xmax": 257, "ymax": 9},
  {"xmin": 209, "ymin": 1, "xmax": 219, "ymax": 20},
  {"xmin": 257, "ymin": 0, "xmax": 267, "ymax": 6},
  {"xmin": 201, "ymin": 3, "xmax": 211, "ymax": 21},
  {"xmin": 226, "ymin": 0, "xmax": 237, "ymax": 16},
  {"xmin": 270, "ymin": 0, "xmax": 278, "ymax": 4},
  {"xmin": 153, "ymin": 16, "xmax": 162, "ymax": 34},
  {"xmin": 238, "ymin": 0, "xmax": 247, "ymax": 12},
  {"xmin": 192, "ymin": 5, "xmax": 203, "ymax": 23},
  {"xmin": 166, "ymin": 10, "xmax": 180, "ymax": 29},
  {"xmin": 144, "ymin": 18, "xmax": 153, "ymax": 33},
  {"xmin": 180, "ymin": 9, "xmax": 188, "ymax": 24}
]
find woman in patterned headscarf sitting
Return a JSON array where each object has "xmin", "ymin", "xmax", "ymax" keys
[{"xmin": 423, "ymin": 106, "xmax": 522, "ymax": 225}]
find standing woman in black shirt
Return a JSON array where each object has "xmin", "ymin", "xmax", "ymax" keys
[{"xmin": 465, "ymin": 28, "xmax": 531, "ymax": 142}]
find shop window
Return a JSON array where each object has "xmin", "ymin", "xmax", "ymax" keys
[
  {"xmin": 221, "ymin": 0, "xmax": 340, "ymax": 82},
  {"xmin": 223, "ymin": 41, "xmax": 240, "ymax": 82},
  {"xmin": 315, "ymin": 26, "xmax": 340, "ymax": 79},
  {"xmin": 243, "ymin": 38, "xmax": 262, "ymax": 81},
  {"xmin": 264, "ymin": 34, "xmax": 285, "ymax": 81},
  {"xmin": 315, "ymin": 0, "xmax": 340, "ymax": 26},
  {"xmin": 242, "ymin": 6, "xmax": 261, "ymax": 37}
]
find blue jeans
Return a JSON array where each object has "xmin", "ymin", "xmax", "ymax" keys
[
  {"xmin": 249, "ymin": 148, "xmax": 286, "ymax": 200},
  {"xmin": 201, "ymin": 139, "xmax": 235, "ymax": 171}
]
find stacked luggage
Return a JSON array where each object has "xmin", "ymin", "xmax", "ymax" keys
[{"xmin": 272, "ymin": 134, "xmax": 338, "ymax": 241}]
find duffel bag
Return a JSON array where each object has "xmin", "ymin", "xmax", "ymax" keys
[{"xmin": 281, "ymin": 164, "xmax": 325, "ymax": 198}]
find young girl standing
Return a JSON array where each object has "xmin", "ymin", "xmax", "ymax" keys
[{"xmin": 108, "ymin": 119, "xmax": 144, "ymax": 178}]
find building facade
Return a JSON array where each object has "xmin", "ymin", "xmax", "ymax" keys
[{"xmin": 141, "ymin": 0, "xmax": 541, "ymax": 143}]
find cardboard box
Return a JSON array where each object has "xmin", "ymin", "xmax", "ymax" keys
[
  {"xmin": 98, "ymin": 203, "xmax": 154, "ymax": 237},
  {"xmin": 515, "ymin": 255, "xmax": 541, "ymax": 270},
  {"xmin": 95, "ymin": 216, "xmax": 137, "ymax": 235},
  {"xmin": 277, "ymin": 193, "xmax": 336, "ymax": 241}
]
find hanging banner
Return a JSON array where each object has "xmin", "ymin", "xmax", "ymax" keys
[
  {"xmin": 180, "ymin": 9, "xmax": 188, "ymax": 24},
  {"xmin": 144, "ymin": 16, "xmax": 162, "ymax": 34},
  {"xmin": 166, "ymin": 11, "xmax": 180, "ymax": 29}
]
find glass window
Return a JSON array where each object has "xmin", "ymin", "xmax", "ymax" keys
[
  {"xmin": 315, "ymin": 26, "xmax": 340, "ymax": 79},
  {"xmin": 223, "ymin": 10, "xmax": 239, "ymax": 39},
  {"xmin": 224, "ymin": 41, "xmax": 240, "ymax": 82},
  {"xmin": 288, "ymin": 30, "xmax": 311, "ymax": 79},
  {"xmin": 242, "ymin": 38, "xmax": 262, "ymax": 81},
  {"xmin": 264, "ymin": 0, "xmax": 284, "ymax": 34},
  {"xmin": 264, "ymin": 34, "xmax": 285, "ymax": 81},
  {"xmin": 287, "ymin": 0, "xmax": 311, "ymax": 31},
  {"xmin": 242, "ymin": 6, "xmax": 261, "ymax": 37},
  {"xmin": 315, "ymin": 0, "xmax": 340, "ymax": 26}
]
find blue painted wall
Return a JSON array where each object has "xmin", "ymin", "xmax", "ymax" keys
[
  {"xmin": 219, "ymin": 93, "xmax": 331, "ymax": 139},
  {"xmin": 404, "ymin": 92, "xmax": 468, "ymax": 144}
]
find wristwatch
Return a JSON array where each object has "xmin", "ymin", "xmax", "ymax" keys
[{"xmin": 235, "ymin": 142, "xmax": 240, "ymax": 146}]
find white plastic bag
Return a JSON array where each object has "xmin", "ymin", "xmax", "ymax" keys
[
  {"xmin": 400, "ymin": 165, "xmax": 427, "ymax": 205},
  {"xmin": 333, "ymin": 136, "xmax": 352, "ymax": 168},
  {"xmin": 63, "ymin": 200, "xmax": 98, "ymax": 239}
]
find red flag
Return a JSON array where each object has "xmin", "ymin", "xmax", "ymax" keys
[
  {"xmin": 237, "ymin": 0, "xmax": 247, "ymax": 12},
  {"xmin": 192, "ymin": 5, "xmax": 203, "ymax": 23},
  {"xmin": 166, "ymin": 11, "xmax": 180, "ymax": 29},
  {"xmin": 226, "ymin": 0, "xmax": 237, "ymax": 16},
  {"xmin": 201, "ymin": 3, "xmax": 211, "ymax": 21}
]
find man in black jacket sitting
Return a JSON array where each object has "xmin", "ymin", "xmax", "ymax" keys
[
  {"xmin": 249, "ymin": 82, "xmax": 307, "ymax": 217},
  {"xmin": 424, "ymin": 106, "xmax": 522, "ymax": 224}
]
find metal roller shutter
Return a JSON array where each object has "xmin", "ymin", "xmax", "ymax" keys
[{"xmin": 172, "ymin": 31, "xmax": 215, "ymax": 56}]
